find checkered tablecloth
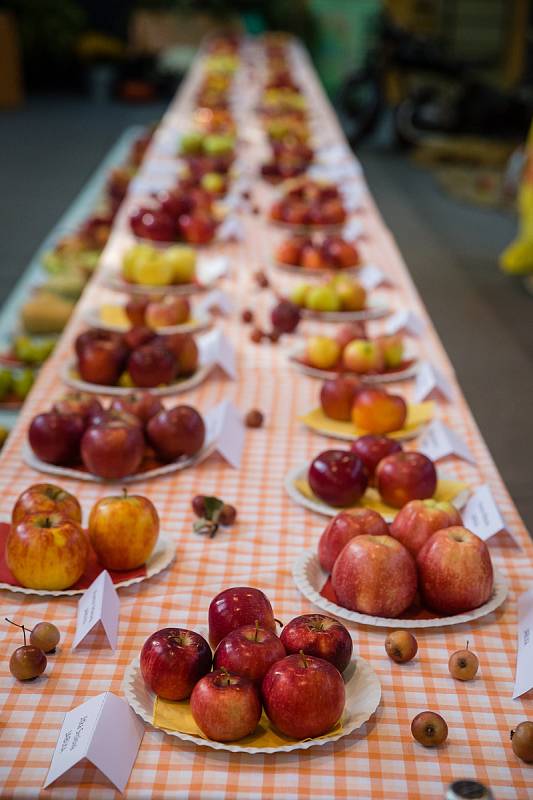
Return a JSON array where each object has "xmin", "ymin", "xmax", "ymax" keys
[{"xmin": 0, "ymin": 40, "xmax": 531, "ymax": 800}]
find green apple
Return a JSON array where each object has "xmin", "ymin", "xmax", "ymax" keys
[
  {"xmin": 379, "ymin": 335, "xmax": 404, "ymax": 368},
  {"xmin": 12, "ymin": 369, "xmax": 34, "ymax": 400},
  {"xmin": 203, "ymin": 134, "xmax": 235, "ymax": 156},
  {"xmin": 160, "ymin": 245, "xmax": 196, "ymax": 284},
  {"xmin": 0, "ymin": 368, "xmax": 13, "ymax": 401},
  {"xmin": 290, "ymin": 282, "xmax": 311, "ymax": 307},
  {"xmin": 306, "ymin": 336, "xmax": 341, "ymax": 370},
  {"xmin": 201, "ymin": 172, "xmax": 225, "ymax": 193},
  {"xmin": 180, "ymin": 131, "xmax": 204, "ymax": 155},
  {"xmin": 306, "ymin": 285, "xmax": 341, "ymax": 312}
]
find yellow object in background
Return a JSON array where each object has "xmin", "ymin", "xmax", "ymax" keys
[{"xmin": 501, "ymin": 120, "xmax": 533, "ymax": 275}]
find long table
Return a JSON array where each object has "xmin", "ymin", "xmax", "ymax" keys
[{"xmin": 0, "ymin": 39, "xmax": 532, "ymax": 800}]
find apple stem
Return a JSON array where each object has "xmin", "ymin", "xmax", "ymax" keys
[
  {"xmin": 254, "ymin": 620, "xmax": 259, "ymax": 642},
  {"xmin": 219, "ymin": 667, "xmax": 231, "ymax": 686},
  {"xmin": 274, "ymin": 618, "xmax": 283, "ymax": 629},
  {"xmin": 466, "ymin": 640, "xmax": 469, "ymax": 651},
  {"xmin": 299, "ymin": 649, "xmax": 308, "ymax": 668},
  {"xmin": 5, "ymin": 617, "xmax": 27, "ymax": 646},
  {"xmin": 510, "ymin": 729, "xmax": 515, "ymax": 740},
  {"xmin": 122, "ymin": 487, "xmax": 128, "ymax": 499}
]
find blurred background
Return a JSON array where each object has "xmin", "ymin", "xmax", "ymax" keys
[{"xmin": 1, "ymin": 0, "xmax": 532, "ymax": 524}]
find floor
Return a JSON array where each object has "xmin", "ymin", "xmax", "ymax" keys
[{"xmin": 1, "ymin": 95, "xmax": 531, "ymax": 529}]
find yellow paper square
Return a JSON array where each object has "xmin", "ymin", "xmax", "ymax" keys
[{"xmin": 299, "ymin": 402, "xmax": 435, "ymax": 441}]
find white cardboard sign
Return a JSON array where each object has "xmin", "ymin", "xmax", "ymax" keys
[
  {"xmin": 197, "ymin": 289, "xmax": 234, "ymax": 317},
  {"xmin": 385, "ymin": 309, "xmax": 425, "ymax": 337},
  {"xmin": 342, "ymin": 218, "xmax": 364, "ymax": 241},
  {"xmin": 513, "ymin": 587, "xmax": 533, "ymax": 698},
  {"xmin": 358, "ymin": 263, "xmax": 391, "ymax": 291},
  {"xmin": 204, "ymin": 399, "xmax": 245, "ymax": 469},
  {"xmin": 44, "ymin": 692, "xmax": 144, "ymax": 793},
  {"xmin": 414, "ymin": 361, "xmax": 454, "ymax": 403},
  {"xmin": 197, "ymin": 255, "xmax": 229, "ymax": 284},
  {"xmin": 198, "ymin": 329, "xmax": 236, "ymax": 379},
  {"xmin": 418, "ymin": 419, "xmax": 475, "ymax": 464},
  {"xmin": 72, "ymin": 571, "xmax": 119, "ymax": 651},
  {"xmin": 216, "ymin": 216, "xmax": 245, "ymax": 242},
  {"xmin": 462, "ymin": 484, "xmax": 520, "ymax": 546}
]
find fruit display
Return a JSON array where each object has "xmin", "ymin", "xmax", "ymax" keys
[
  {"xmin": 129, "ymin": 188, "xmax": 219, "ymax": 246},
  {"xmin": 288, "ymin": 275, "xmax": 367, "ymax": 315},
  {"xmin": 296, "ymin": 331, "xmax": 409, "ymax": 378},
  {"xmin": 276, "ymin": 233, "xmax": 360, "ymax": 271},
  {"xmin": 269, "ymin": 179, "xmax": 347, "ymax": 227},
  {"xmin": 93, "ymin": 293, "xmax": 207, "ymax": 334},
  {"xmin": 88, "ymin": 489, "xmax": 159, "ymax": 570},
  {"xmin": 27, "ymin": 391, "xmax": 206, "ymax": 479},
  {"xmin": 120, "ymin": 244, "xmax": 198, "ymax": 287},
  {"xmin": 178, "ymin": 131, "xmax": 236, "ymax": 176},
  {"xmin": 0, "ymin": 365, "xmax": 36, "ymax": 406},
  {"xmin": 261, "ymin": 141, "xmax": 314, "ymax": 184}
]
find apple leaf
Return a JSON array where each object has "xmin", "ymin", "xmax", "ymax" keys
[{"xmin": 203, "ymin": 496, "xmax": 224, "ymax": 521}]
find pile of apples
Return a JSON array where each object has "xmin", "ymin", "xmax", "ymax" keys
[
  {"xmin": 192, "ymin": 107, "xmax": 236, "ymax": 137},
  {"xmin": 270, "ymin": 179, "xmax": 347, "ymax": 227},
  {"xmin": 73, "ymin": 327, "xmax": 199, "ymax": 389},
  {"xmin": 178, "ymin": 131, "xmax": 236, "ymax": 177},
  {"xmin": 276, "ymin": 233, "xmax": 360, "ymax": 270},
  {"xmin": 320, "ymin": 377, "xmax": 410, "ymax": 433},
  {"xmin": 290, "ymin": 275, "xmax": 367, "ymax": 315},
  {"xmin": 261, "ymin": 140, "xmax": 314, "ymax": 183},
  {"xmin": 141, "ymin": 586, "xmax": 352, "ymax": 742},
  {"xmin": 317, "ymin": 501, "xmax": 494, "ymax": 619},
  {"xmin": 122, "ymin": 293, "xmax": 193, "ymax": 331},
  {"xmin": 129, "ymin": 187, "xmax": 219, "ymax": 246},
  {"xmin": 121, "ymin": 243, "xmax": 197, "ymax": 287},
  {"xmin": 303, "ymin": 329, "xmax": 404, "ymax": 373},
  {"xmin": 5, "ymin": 482, "xmax": 160, "ymax": 590},
  {"xmin": 28, "ymin": 390, "xmax": 205, "ymax": 480}
]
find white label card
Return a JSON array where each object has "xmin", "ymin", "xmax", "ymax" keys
[
  {"xmin": 385, "ymin": 309, "xmax": 425, "ymax": 337},
  {"xmin": 44, "ymin": 692, "xmax": 144, "ymax": 792},
  {"xmin": 340, "ymin": 184, "xmax": 364, "ymax": 212},
  {"xmin": 196, "ymin": 289, "xmax": 234, "ymax": 317},
  {"xmin": 342, "ymin": 218, "xmax": 364, "ymax": 241},
  {"xmin": 72, "ymin": 571, "xmax": 119, "ymax": 651},
  {"xmin": 197, "ymin": 255, "xmax": 229, "ymax": 285},
  {"xmin": 198, "ymin": 329, "xmax": 236, "ymax": 379},
  {"xmin": 204, "ymin": 399, "xmax": 245, "ymax": 469},
  {"xmin": 414, "ymin": 361, "xmax": 454, "ymax": 403},
  {"xmin": 462, "ymin": 484, "xmax": 521, "ymax": 546},
  {"xmin": 418, "ymin": 420, "xmax": 475, "ymax": 464},
  {"xmin": 216, "ymin": 216, "xmax": 245, "ymax": 242},
  {"xmin": 513, "ymin": 587, "xmax": 533, "ymax": 698},
  {"xmin": 358, "ymin": 263, "xmax": 390, "ymax": 291}
]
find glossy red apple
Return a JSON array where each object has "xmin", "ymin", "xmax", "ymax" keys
[
  {"xmin": 29, "ymin": 412, "xmax": 84, "ymax": 465},
  {"xmin": 350, "ymin": 435, "xmax": 403, "ymax": 483},
  {"xmin": 110, "ymin": 392, "xmax": 164, "ymax": 425},
  {"xmin": 331, "ymin": 534, "xmax": 417, "ymax": 617},
  {"xmin": 81, "ymin": 420, "xmax": 145, "ymax": 479},
  {"xmin": 52, "ymin": 392, "xmax": 103, "ymax": 424},
  {"xmin": 214, "ymin": 623, "xmax": 286, "ymax": 684},
  {"xmin": 417, "ymin": 526, "xmax": 493, "ymax": 615},
  {"xmin": 390, "ymin": 499, "xmax": 462, "ymax": 555},
  {"xmin": 271, "ymin": 300, "xmax": 301, "ymax": 333},
  {"xmin": 376, "ymin": 452, "xmax": 437, "ymax": 509},
  {"xmin": 208, "ymin": 587, "xmax": 276, "ymax": 648},
  {"xmin": 308, "ymin": 450, "xmax": 368, "ymax": 507},
  {"xmin": 190, "ymin": 669, "xmax": 262, "ymax": 741},
  {"xmin": 123, "ymin": 326, "xmax": 157, "ymax": 351},
  {"xmin": 78, "ymin": 339, "xmax": 128, "ymax": 386},
  {"xmin": 178, "ymin": 212, "xmax": 216, "ymax": 245},
  {"xmin": 125, "ymin": 296, "xmax": 149, "ymax": 327},
  {"xmin": 74, "ymin": 329, "xmax": 123, "ymax": 360},
  {"xmin": 318, "ymin": 508, "xmax": 389, "ymax": 572},
  {"xmin": 146, "ymin": 405, "xmax": 205, "ymax": 461},
  {"xmin": 127, "ymin": 343, "xmax": 177, "ymax": 388},
  {"xmin": 262, "ymin": 653, "xmax": 345, "ymax": 739},
  {"xmin": 12, "ymin": 483, "xmax": 82, "ymax": 526},
  {"xmin": 320, "ymin": 376, "xmax": 361, "ymax": 422},
  {"xmin": 140, "ymin": 628, "xmax": 212, "ymax": 700},
  {"xmin": 162, "ymin": 333, "xmax": 199, "ymax": 375},
  {"xmin": 280, "ymin": 614, "xmax": 353, "ymax": 672}
]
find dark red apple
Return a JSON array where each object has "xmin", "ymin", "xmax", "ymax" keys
[
  {"xmin": 271, "ymin": 300, "xmax": 300, "ymax": 334},
  {"xmin": 350, "ymin": 435, "xmax": 403, "ymax": 483},
  {"xmin": 110, "ymin": 392, "xmax": 164, "ymax": 425},
  {"xmin": 125, "ymin": 296, "xmax": 150, "ymax": 327},
  {"xmin": 146, "ymin": 405, "xmax": 205, "ymax": 461},
  {"xmin": 178, "ymin": 212, "xmax": 216, "ymax": 245},
  {"xmin": 78, "ymin": 339, "xmax": 128, "ymax": 386},
  {"xmin": 80, "ymin": 420, "xmax": 145, "ymax": 479},
  {"xmin": 123, "ymin": 326, "xmax": 157, "ymax": 351},
  {"xmin": 52, "ymin": 392, "xmax": 103, "ymax": 424},
  {"xmin": 140, "ymin": 627, "xmax": 212, "ymax": 700},
  {"xmin": 331, "ymin": 534, "xmax": 417, "ymax": 617},
  {"xmin": 162, "ymin": 333, "xmax": 199, "ymax": 375},
  {"xmin": 308, "ymin": 449, "xmax": 368, "ymax": 507},
  {"xmin": 190, "ymin": 669, "xmax": 261, "ymax": 741},
  {"xmin": 29, "ymin": 413, "xmax": 84, "ymax": 465},
  {"xmin": 318, "ymin": 508, "xmax": 389, "ymax": 572},
  {"xmin": 214, "ymin": 623, "xmax": 286, "ymax": 684},
  {"xmin": 320, "ymin": 376, "xmax": 361, "ymax": 422},
  {"xmin": 74, "ymin": 328, "xmax": 123, "ymax": 360},
  {"xmin": 376, "ymin": 451, "xmax": 437, "ymax": 509},
  {"xmin": 89, "ymin": 407, "xmax": 143, "ymax": 429},
  {"xmin": 127, "ymin": 343, "xmax": 177, "ymax": 388},
  {"xmin": 390, "ymin": 499, "xmax": 462, "ymax": 555},
  {"xmin": 280, "ymin": 614, "xmax": 353, "ymax": 672},
  {"xmin": 262, "ymin": 653, "xmax": 345, "ymax": 739},
  {"xmin": 208, "ymin": 587, "xmax": 276, "ymax": 648}
]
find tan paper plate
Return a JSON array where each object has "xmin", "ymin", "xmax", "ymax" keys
[{"xmin": 60, "ymin": 360, "xmax": 214, "ymax": 397}]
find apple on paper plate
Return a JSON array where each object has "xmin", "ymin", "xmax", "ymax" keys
[
  {"xmin": 191, "ymin": 669, "xmax": 262, "ymax": 742},
  {"xmin": 81, "ymin": 419, "xmax": 145, "ymax": 480},
  {"xmin": 417, "ymin": 526, "xmax": 493, "ymax": 615},
  {"xmin": 308, "ymin": 450, "xmax": 368, "ymax": 508},
  {"xmin": 146, "ymin": 405, "xmax": 206, "ymax": 462},
  {"xmin": 213, "ymin": 623, "xmax": 286, "ymax": 684},
  {"xmin": 375, "ymin": 452, "xmax": 437, "ymax": 509},
  {"xmin": 53, "ymin": 392, "xmax": 103, "ymax": 423},
  {"xmin": 140, "ymin": 628, "xmax": 212, "ymax": 700},
  {"xmin": 331, "ymin": 534, "xmax": 417, "ymax": 618},
  {"xmin": 352, "ymin": 388, "xmax": 407, "ymax": 435},
  {"xmin": 320, "ymin": 375, "xmax": 361, "ymax": 422},
  {"xmin": 88, "ymin": 489, "xmax": 159, "ymax": 570},
  {"xmin": 6, "ymin": 512, "xmax": 88, "ymax": 591},
  {"xmin": 110, "ymin": 392, "xmax": 164, "ymax": 425},
  {"xmin": 280, "ymin": 614, "xmax": 353, "ymax": 672},
  {"xmin": 28, "ymin": 412, "xmax": 85, "ymax": 466},
  {"xmin": 350, "ymin": 435, "xmax": 403, "ymax": 483},
  {"xmin": 208, "ymin": 587, "xmax": 277, "ymax": 648},
  {"xmin": 390, "ymin": 499, "xmax": 462, "ymax": 555},
  {"xmin": 11, "ymin": 483, "xmax": 82, "ymax": 525},
  {"xmin": 262, "ymin": 653, "xmax": 345, "ymax": 739},
  {"xmin": 318, "ymin": 508, "xmax": 389, "ymax": 572}
]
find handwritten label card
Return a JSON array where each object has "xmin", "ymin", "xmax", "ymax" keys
[
  {"xmin": 418, "ymin": 420, "xmax": 475, "ymax": 464},
  {"xmin": 197, "ymin": 289, "xmax": 234, "ymax": 317},
  {"xmin": 513, "ymin": 587, "xmax": 533, "ymax": 698},
  {"xmin": 384, "ymin": 309, "xmax": 425, "ymax": 337},
  {"xmin": 462, "ymin": 484, "xmax": 520, "ymax": 547},
  {"xmin": 44, "ymin": 692, "xmax": 144, "ymax": 792},
  {"xmin": 358, "ymin": 264, "xmax": 391, "ymax": 291},
  {"xmin": 72, "ymin": 571, "xmax": 119, "ymax": 651},
  {"xmin": 198, "ymin": 329, "xmax": 236, "ymax": 379},
  {"xmin": 204, "ymin": 399, "xmax": 245, "ymax": 469},
  {"xmin": 414, "ymin": 361, "xmax": 454, "ymax": 403}
]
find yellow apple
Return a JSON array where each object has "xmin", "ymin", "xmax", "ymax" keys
[
  {"xmin": 306, "ymin": 336, "xmax": 341, "ymax": 369},
  {"xmin": 160, "ymin": 245, "xmax": 196, "ymax": 284},
  {"xmin": 305, "ymin": 285, "xmax": 341, "ymax": 312},
  {"xmin": 122, "ymin": 244, "xmax": 158, "ymax": 282},
  {"xmin": 335, "ymin": 278, "xmax": 366, "ymax": 311},
  {"xmin": 132, "ymin": 252, "xmax": 174, "ymax": 286},
  {"xmin": 88, "ymin": 490, "xmax": 159, "ymax": 570}
]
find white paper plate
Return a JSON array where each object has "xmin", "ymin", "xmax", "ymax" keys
[
  {"xmin": 272, "ymin": 258, "xmax": 361, "ymax": 278},
  {"xmin": 22, "ymin": 439, "xmax": 216, "ymax": 484},
  {"xmin": 0, "ymin": 533, "xmax": 175, "ymax": 597},
  {"xmin": 122, "ymin": 655, "xmax": 381, "ymax": 754},
  {"xmin": 83, "ymin": 306, "xmax": 212, "ymax": 336},
  {"xmin": 270, "ymin": 219, "xmax": 345, "ymax": 235},
  {"xmin": 284, "ymin": 464, "xmax": 470, "ymax": 522},
  {"xmin": 102, "ymin": 255, "xmax": 229, "ymax": 297},
  {"xmin": 60, "ymin": 360, "xmax": 214, "ymax": 397},
  {"xmin": 299, "ymin": 302, "xmax": 389, "ymax": 323},
  {"xmin": 288, "ymin": 349, "xmax": 419, "ymax": 384},
  {"xmin": 293, "ymin": 549, "xmax": 508, "ymax": 629}
]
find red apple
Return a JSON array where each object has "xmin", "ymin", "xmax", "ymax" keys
[
  {"xmin": 390, "ymin": 499, "xmax": 462, "ymax": 555},
  {"xmin": 350, "ymin": 435, "xmax": 403, "ymax": 482},
  {"xmin": 74, "ymin": 328, "xmax": 123, "ymax": 360},
  {"xmin": 417, "ymin": 526, "xmax": 493, "ymax": 615},
  {"xmin": 146, "ymin": 405, "xmax": 205, "ymax": 461},
  {"xmin": 110, "ymin": 392, "xmax": 164, "ymax": 425},
  {"xmin": 12, "ymin": 483, "xmax": 82, "ymax": 526},
  {"xmin": 318, "ymin": 508, "xmax": 389, "ymax": 572},
  {"xmin": 81, "ymin": 420, "xmax": 145, "ymax": 479},
  {"xmin": 208, "ymin": 587, "xmax": 276, "ymax": 648},
  {"xmin": 123, "ymin": 326, "xmax": 157, "ymax": 351},
  {"xmin": 308, "ymin": 449, "xmax": 368, "ymax": 508},
  {"xmin": 352, "ymin": 388, "xmax": 407, "ymax": 435},
  {"xmin": 125, "ymin": 296, "xmax": 149, "ymax": 327},
  {"xmin": 214, "ymin": 623, "xmax": 286, "ymax": 684},
  {"xmin": 342, "ymin": 340, "xmax": 385, "ymax": 374},
  {"xmin": 376, "ymin": 452, "xmax": 437, "ymax": 509},
  {"xmin": 88, "ymin": 489, "xmax": 159, "ymax": 570},
  {"xmin": 140, "ymin": 628, "xmax": 212, "ymax": 700},
  {"xmin": 178, "ymin": 212, "xmax": 216, "ymax": 245},
  {"xmin": 89, "ymin": 407, "xmax": 143, "ymax": 430},
  {"xmin": 262, "ymin": 653, "xmax": 345, "ymax": 739},
  {"xmin": 271, "ymin": 300, "xmax": 301, "ymax": 333},
  {"xmin": 52, "ymin": 392, "xmax": 103, "ymax": 424},
  {"xmin": 162, "ymin": 333, "xmax": 199, "ymax": 375},
  {"xmin": 331, "ymin": 534, "xmax": 417, "ymax": 617},
  {"xmin": 29, "ymin": 412, "xmax": 84, "ymax": 465},
  {"xmin": 320, "ymin": 376, "xmax": 361, "ymax": 422},
  {"xmin": 280, "ymin": 614, "xmax": 353, "ymax": 672},
  {"xmin": 78, "ymin": 338, "xmax": 128, "ymax": 386},
  {"xmin": 145, "ymin": 296, "xmax": 190, "ymax": 328},
  {"xmin": 190, "ymin": 669, "xmax": 262, "ymax": 741},
  {"xmin": 127, "ymin": 343, "xmax": 177, "ymax": 388},
  {"xmin": 335, "ymin": 322, "xmax": 367, "ymax": 349}
]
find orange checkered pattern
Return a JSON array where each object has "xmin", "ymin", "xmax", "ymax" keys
[{"xmin": 0, "ymin": 40, "xmax": 531, "ymax": 800}]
